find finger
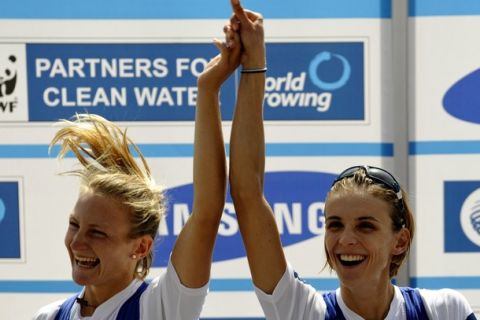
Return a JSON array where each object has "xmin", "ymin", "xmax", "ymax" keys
[
  {"xmin": 243, "ymin": 9, "xmax": 263, "ymax": 24},
  {"xmin": 230, "ymin": 0, "xmax": 250, "ymax": 25},
  {"xmin": 223, "ymin": 24, "xmax": 235, "ymax": 48},
  {"xmin": 229, "ymin": 14, "xmax": 241, "ymax": 31},
  {"xmin": 207, "ymin": 47, "xmax": 222, "ymax": 66},
  {"xmin": 212, "ymin": 38, "xmax": 227, "ymax": 53},
  {"xmin": 229, "ymin": 29, "xmax": 242, "ymax": 61}
]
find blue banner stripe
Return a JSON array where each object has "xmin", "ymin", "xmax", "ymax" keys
[
  {"xmin": 409, "ymin": 141, "xmax": 480, "ymax": 155},
  {"xmin": 1, "ymin": 0, "xmax": 391, "ymax": 19},
  {"xmin": 409, "ymin": 0, "xmax": 480, "ymax": 17},
  {"xmin": 266, "ymin": 143, "xmax": 393, "ymax": 157},
  {"xmin": 0, "ymin": 143, "xmax": 394, "ymax": 158},
  {"xmin": 209, "ymin": 278, "xmax": 340, "ymax": 292},
  {"xmin": 0, "ymin": 280, "xmax": 82, "ymax": 293},
  {"xmin": 0, "ymin": 278, "xmax": 338, "ymax": 293},
  {"xmin": 410, "ymin": 277, "xmax": 480, "ymax": 289},
  {"xmin": 3, "ymin": 277, "xmax": 480, "ymax": 293},
  {"xmin": 0, "ymin": 145, "xmax": 51, "ymax": 158}
]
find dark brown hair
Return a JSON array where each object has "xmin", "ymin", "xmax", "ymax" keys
[{"xmin": 325, "ymin": 168, "xmax": 414, "ymax": 278}]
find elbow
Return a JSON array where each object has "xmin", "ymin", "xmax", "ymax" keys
[
  {"xmin": 229, "ymin": 175, "xmax": 264, "ymax": 210},
  {"xmin": 193, "ymin": 198, "xmax": 227, "ymax": 223}
]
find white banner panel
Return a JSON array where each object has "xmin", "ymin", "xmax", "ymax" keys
[
  {"xmin": 0, "ymin": 1, "xmax": 397, "ymax": 318},
  {"xmin": 409, "ymin": 0, "xmax": 480, "ymax": 315}
]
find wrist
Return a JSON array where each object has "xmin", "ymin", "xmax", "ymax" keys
[
  {"xmin": 197, "ymin": 81, "xmax": 221, "ymax": 94},
  {"xmin": 242, "ymin": 62, "xmax": 266, "ymax": 70},
  {"xmin": 241, "ymin": 52, "xmax": 266, "ymax": 69},
  {"xmin": 241, "ymin": 67, "xmax": 267, "ymax": 74}
]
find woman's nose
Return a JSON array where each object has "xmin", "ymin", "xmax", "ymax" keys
[
  {"xmin": 338, "ymin": 228, "xmax": 358, "ymax": 246},
  {"xmin": 69, "ymin": 231, "xmax": 88, "ymax": 250}
]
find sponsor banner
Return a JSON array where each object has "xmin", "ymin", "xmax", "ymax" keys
[
  {"xmin": 0, "ymin": 179, "xmax": 22, "ymax": 259},
  {"xmin": 23, "ymin": 42, "xmax": 365, "ymax": 122},
  {"xmin": 153, "ymin": 171, "xmax": 335, "ymax": 267},
  {"xmin": 26, "ymin": 43, "xmax": 230, "ymax": 122},
  {"xmin": 264, "ymin": 42, "xmax": 364, "ymax": 121},
  {"xmin": 444, "ymin": 181, "xmax": 480, "ymax": 252},
  {"xmin": 0, "ymin": 0, "xmax": 391, "ymax": 19},
  {"xmin": 408, "ymin": 14, "xmax": 480, "ymax": 141}
]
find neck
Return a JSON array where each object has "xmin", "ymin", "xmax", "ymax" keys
[
  {"xmin": 76, "ymin": 297, "xmax": 98, "ymax": 316},
  {"xmin": 80, "ymin": 276, "xmax": 137, "ymax": 316},
  {"xmin": 340, "ymin": 281, "xmax": 395, "ymax": 320},
  {"xmin": 76, "ymin": 296, "xmax": 98, "ymax": 308}
]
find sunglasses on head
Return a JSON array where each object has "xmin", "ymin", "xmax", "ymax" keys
[
  {"xmin": 332, "ymin": 165, "xmax": 406, "ymax": 227},
  {"xmin": 332, "ymin": 165, "xmax": 403, "ymax": 201}
]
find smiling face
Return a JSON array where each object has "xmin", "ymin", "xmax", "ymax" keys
[
  {"xmin": 324, "ymin": 191, "xmax": 409, "ymax": 288},
  {"xmin": 64, "ymin": 189, "xmax": 142, "ymax": 296}
]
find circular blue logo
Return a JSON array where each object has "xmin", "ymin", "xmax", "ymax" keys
[
  {"xmin": 308, "ymin": 51, "xmax": 351, "ymax": 91},
  {"xmin": 460, "ymin": 189, "xmax": 480, "ymax": 246},
  {"xmin": 0, "ymin": 198, "xmax": 5, "ymax": 224}
]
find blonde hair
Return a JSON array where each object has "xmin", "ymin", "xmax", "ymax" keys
[
  {"xmin": 50, "ymin": 113, "xmax": 164, "ymax": 279},
  {"xmin": 325, "ymin": 169, "xmax": 415, "ymax": 278}
]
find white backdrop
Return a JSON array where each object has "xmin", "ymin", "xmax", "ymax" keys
[{"xmin": 0, "ymin": 0, "xmax": 479, "ymax": 318}]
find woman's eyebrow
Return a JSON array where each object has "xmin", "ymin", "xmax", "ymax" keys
[
  {"xmin": 357, "ymin": 216, "xmax": 379, "ymax": 222},
  {"xmin": 325, "ymin": 216, "xmax": 341, "ymax": 222}
]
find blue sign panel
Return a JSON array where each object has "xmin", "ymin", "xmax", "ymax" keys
[
  {"xmin": 26, "ymin": 43, "xmax": 236, "ymax": 121},
  {"xmin": 0, "ymin": 181, "xmax": 21, "ymax": 258},
  {"xmin": 444, "ymin": 181, "xmax": 480, "ymax": 252},
  {"xmin": 443, "ymin": 68, "xmax": 480, "ymax": 124},
  {"xmin": 264, "ymin": 42, "xmax": 364, "ymax": 120},
  {"xmin": 26, "ymin": 42, "xmax": 364, "ymax": 122},
  {"xmin": 153, "ymin": 171, "xmax": 336, "ymax": 267}
]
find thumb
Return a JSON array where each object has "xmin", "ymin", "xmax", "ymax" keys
[{"xmin": 213, "ymin": 38, "xmax": 227, "ymax": 54}]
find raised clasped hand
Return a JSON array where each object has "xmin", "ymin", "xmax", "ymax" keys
[
  {"xmin": 229, "ymin": 0, "xmax": 265, "ymax": 69},
  {"xmin": 197, "ymin": 23, "xmax": 242, "ymax": 91}
]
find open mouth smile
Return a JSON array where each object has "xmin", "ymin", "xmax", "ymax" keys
[
  {"xmin": 75, "ymin": 256, "xmax": 100, "ymax": 268},
  {"xmin": 337, "ymin": 254, "xmax": 366, "ymax": 267}
]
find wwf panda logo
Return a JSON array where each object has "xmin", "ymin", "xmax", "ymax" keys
[{"xmin": 0, "ymin": 55, "xmax": 17, "ymax": 98}]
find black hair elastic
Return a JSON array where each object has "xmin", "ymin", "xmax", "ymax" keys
[{"xmin": 241, "ymin": 67, "xmax": 267, "ymax": 74}]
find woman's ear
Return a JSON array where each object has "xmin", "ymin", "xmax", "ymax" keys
[
  {"xmin": 134, "ymin": 235, "xmax": 153, "ymax": 258},
  {"xmin": 392, "ymin": 228, "xmax": 410, "ymax": 255}
]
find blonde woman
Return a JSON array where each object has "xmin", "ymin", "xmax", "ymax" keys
[{"xmin": 33, "ymin": 19, "xmax": 241, "ymax": 320}]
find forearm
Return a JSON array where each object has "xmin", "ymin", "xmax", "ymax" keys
[
  {"xmin": 230, "ymin": 73, "xmax": 266, "ymax": 195},
  {"xmin": 192, "ymin": 86, "xmax": 227, "ymax": 216},
  {"xmin": 171, "ymin": 8, "xmax": 241, "ymax": 288},
  {"xmin": 171, "ymin": 86, "xmax": 226, "ymax": 288},
  {"xmin": 230, "ymin": 72, "xmax": 287, "ymax": 294}
]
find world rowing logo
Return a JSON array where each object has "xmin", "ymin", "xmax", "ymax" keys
[{"xmin": 308, "ymin": 51, "xmax": 351, "ymax": 91}]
